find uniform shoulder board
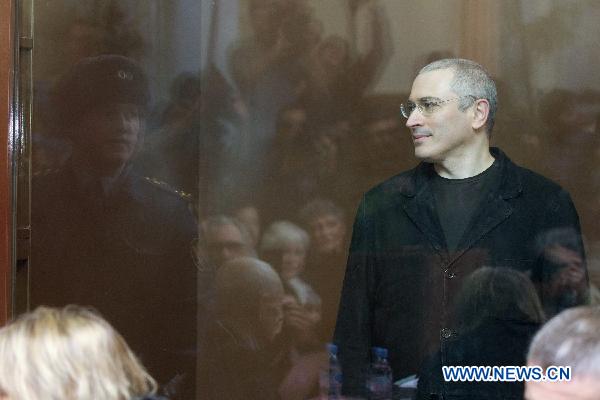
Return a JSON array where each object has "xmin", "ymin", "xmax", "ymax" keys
[
  {"xmin": 32, "ymin": 167, "xmax": 61, "ymax": 178},
  {"xmin": 143, "ymin": 176, "xmax": 193, "ymax": 201}
]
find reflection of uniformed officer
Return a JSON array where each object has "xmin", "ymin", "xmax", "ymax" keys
[{"xmin": 31, "ymin": 55, "xmax": 198, "ymax": 399}]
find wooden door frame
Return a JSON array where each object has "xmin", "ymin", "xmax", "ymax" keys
[{"xmin": 1, "ymin": 0, "xmax": 16, "ymax": 325}]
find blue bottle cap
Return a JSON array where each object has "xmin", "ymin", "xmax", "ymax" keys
[
  {"xmin": 327, "ymin": 343, "xmax": 338, "ymax": 355},
  {"xmin": 372, "ymin": 346, "xmax": 388, "ymax": 358}
]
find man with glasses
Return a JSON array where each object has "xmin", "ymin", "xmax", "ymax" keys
[
  {"xmin": 334, "ymin": 59, "xmax": 588, "ymax": 399},
  {"xmin": 202, "ymin": 215, "xmax": 256, "ymax": 269}
]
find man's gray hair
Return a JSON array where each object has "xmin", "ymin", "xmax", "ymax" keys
[
  {"xmin": 419, "ymin": 58, "xmax": 497, "ymax": 134},
  {"xmin": 260, "ymin": 220, "xmax": 310, "ymax": 253},
  {"xmin": 528, "ymin": 306, "xmax": 600, "ymax": 377}
]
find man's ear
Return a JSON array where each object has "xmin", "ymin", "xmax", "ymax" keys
[{"xmin": 471, "ymin": 99, "xmax": 490, "ymax": 131}]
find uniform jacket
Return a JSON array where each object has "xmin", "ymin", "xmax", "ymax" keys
[
  {"xmin": 333, "ymin": 148, "xmax": 587, "ymax": 399},
  {"xmin": 31, "ymin": 164, "xmax": 198, "ymax": 398}
]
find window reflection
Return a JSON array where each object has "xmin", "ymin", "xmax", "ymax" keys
[{"xmin": 23, "ymin": 1, "xmax": 600, "ymax": 399}]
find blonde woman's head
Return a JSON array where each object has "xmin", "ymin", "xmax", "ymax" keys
[{"xmin": 0, "ymin": 305, "xmax": 157, "ymax": 400}]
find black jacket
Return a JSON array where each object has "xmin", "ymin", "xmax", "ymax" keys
[
  {"xmin": 31, "ymin": 165, "xmax": 198, "ymax": 398},
  {"xmin": 333, "ymin": 148, "xmax": 587, "ymax": 399}
]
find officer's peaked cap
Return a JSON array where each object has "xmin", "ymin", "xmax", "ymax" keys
[{"xmin": 53, "ymin": 54, "xmax": 150, "ymax": 125}]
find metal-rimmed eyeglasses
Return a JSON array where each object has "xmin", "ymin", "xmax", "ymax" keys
[{"xmin": 400, "ymin": 95, "xmax": 477, "ymax": 119}]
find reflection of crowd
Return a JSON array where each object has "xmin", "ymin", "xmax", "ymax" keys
[
  {"xmin": 198, "ymin": 200, "xmax": 350, "ymax": 398},
  {"xmin": 19, "ymin": 1, "xmax": 600, "ymax": 400},
  {"xmin": 138, "ymin": 0, "xmax": 398, "ymax": 220}
]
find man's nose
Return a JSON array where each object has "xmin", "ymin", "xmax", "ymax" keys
[{"xmin": 406, "ymin": 108, "xmax": 423, "ymax": 128}]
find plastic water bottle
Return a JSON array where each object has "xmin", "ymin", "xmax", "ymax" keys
[
  {"xmin": 366, "ymin": 347, "xmax": 393, "ymax": 400},
  {"xmin": 325, "ymin": 343, "xmax": 343, "ymax": 398}
]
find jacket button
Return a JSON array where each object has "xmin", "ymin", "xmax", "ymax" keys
[
  {"xmin": 440, "ymin": 328, "xmax": 453, "ymax": 339},
  {"xmin": 445, "ymin": 270, "xmax": 456, "ymax": 279}
]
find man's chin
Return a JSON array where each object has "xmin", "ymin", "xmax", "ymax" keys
[{"xmin": 413, "ymin": 150, "xmax": 435, "ymax": 163}]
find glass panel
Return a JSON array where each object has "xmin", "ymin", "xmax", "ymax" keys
[{"xmin": 23, "ymin": 0, "xmax": 600, "ymax": 399}]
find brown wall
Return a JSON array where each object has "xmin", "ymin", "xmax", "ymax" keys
[{"xmin": 0, "ymin": 0, "xmax": 15, "ymax": 325}]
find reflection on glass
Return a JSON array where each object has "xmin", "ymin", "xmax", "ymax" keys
[
  {"xmin": 23, "ymin": 1, "xmax": 600, "ymax": 399},
  {"xmin": 417, "ymin": 267, "xmax": 545, "ymax": 399},
  {"xmin": 31, "ymin": 55, "xmax": 198, "ymax": 399}
]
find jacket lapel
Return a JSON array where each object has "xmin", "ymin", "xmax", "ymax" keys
[
  {"xmin": 449, "ymin": 147, "xmax": 523, "ymax": 266},
  {"xmin": 399, "ymin": 148, "xmax": 522, "ymax": 265},
  {"xmin": 449, "ymin": 195, "xmax": 512, "ymax": 266},
  {"xmin": 401, "ymin": 164, "xmax": 448, "ymax": 258}
]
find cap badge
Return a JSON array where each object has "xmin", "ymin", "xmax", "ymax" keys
[{"xmin": 117, "ymin": 70, "xmax": 133, "ymax": 80}]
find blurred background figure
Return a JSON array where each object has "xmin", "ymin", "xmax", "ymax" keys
[
  {"xmin": 535, "ymin": 227, "xmax": 592, "ymax": 316},
  {"xmin": 201, "ymin": 215, "xmax": 256, "ymax": 269},
  {"xmin": 526, "ymin": 306, "xmax": 600, "ymax": 400},
  {"xmin": 417, "ymin": 267, "xmax": 546, "ymax": 400},
  {"xmin": 260, "ymin": 104, "xmax": 314, "ymax": 224},
  {"xmin": 199, "ymin": 256, "xmax": 325, "ymax": 400},
  {"xmin": 300, "ymin": 1, "xmax": 391, "ymax": 124},
  {"xmin": 260, "ymin": 221, "xmax": 322, "ymax": 351},
  {"xmin": 199, "ymin": 257, "xmax": 289, "ymax": 400},
  {"xmin": 260, "ymin": 221, "xmax": 312, "ymax": 283},
  {"xmin": 300, "ymin": 199, "xmax": 348, "ymax": 343},
  {"xmin": 0, "ymin": 305, "xmax": 161, "ymax": 400},
  {"xmin": 229, "ymin": 0, "xmax": 322, "ymax": 198},
  {"xmin": 348, "ymin": 94, "xmax": 413, "ymax": 210}
]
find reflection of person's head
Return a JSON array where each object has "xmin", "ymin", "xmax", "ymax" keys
[
  {"xmin": 300, "ymin": 199, "xmax": 346, "ymax": 255},
  {"xmin": 202, "ymin": 215, "xmax": 254, "ymax": 269},
  {"xmin": 454, "ymin": 267, "xmax": 545, "ymax": 333},
  {"xmin": 260, "ymin": 221, "xmax": 310, "ymax": 281},
  {"xmin": 535, "ymin": 228, "xmax": 587, "ymax": 315},
  {"xmin": 52, "ymin": 55, "xmax": 150, "ymax": 176},
  {"xmin": 215, "ymin": 257, "xmax": 285, "ymax": 349},
  {"xmin": 0, "ymin": 305, "xmax": 156, "ymax": 400},
  {"xmin": 276, "ymin": 106, "xmax": 307, "ymax": 142},
  {"xmin": 317, "ymin": 35, "xmax": 349, "ymax": 72},
  {"xmin": 526, "ymin": 306, "xmax": 600, "ymax": 400}
]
